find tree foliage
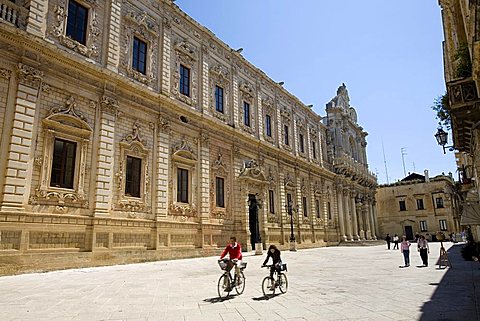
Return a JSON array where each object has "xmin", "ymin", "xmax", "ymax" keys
[
  {"xmin": 432, "ymin": 93, "xmax": 451, "ymax": 130},
  {"xmin": 454, "ymin": 42, "xmax": 472, "ymax": 78}
]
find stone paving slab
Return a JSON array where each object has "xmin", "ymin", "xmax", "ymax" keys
[{"xmin": 0, "ymin": 242, "xmax": 478, "ymax": 321}]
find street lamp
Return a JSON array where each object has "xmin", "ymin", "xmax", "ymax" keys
[
  {"xmin": 285, "ymin": 199, "xmax": 297, "ymax": 251},
  {"xmin": 434, "ymin": 127, "xmax": 454, "ymax": 154}
]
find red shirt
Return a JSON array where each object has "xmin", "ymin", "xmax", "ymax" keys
[{"xmin": 220, "ymin": 243, "xmax": 242, "ymax": 260}]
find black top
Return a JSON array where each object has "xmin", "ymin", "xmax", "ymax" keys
[{"xmin": 263, "ymin": 249, "xmax": 282, "ymax": 265}]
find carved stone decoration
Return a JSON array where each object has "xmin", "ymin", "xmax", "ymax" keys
[
  {"xmin": 120, "ymin": 9, "xmax": 159, "ymax": 86},
  {"xmin": 158, "ymin": 116, "xmax": 171, "ymax": 132},
  {"xmin": 114, "ymin": 121, "xmax": 151, "ymax": 213},
  {"xmin": 50, "ymin": 0, "xmax": 100, "ymax": 58},
  {"xmin": 238, "ymin": 80, "xmax": 256, "ymax": 134},
  {"xmin": 262, "ymin": 95, "xmax": 276, "ymax": 143},
  {"xmin": 284, "ymin": 172, "xmax": 295, "ymax": 190},
  {"xmin": 17, "ymin": 63, "xmax": 43, "ymax": 88},
  {"xmin": 239, "ymin": 159, "xmax": 268, "ymax": 183},
  {"xmin": 100, "ymin": 95, "xmax": 119, "ymax": 116},
  {"xmin": 172, "ymin": 137, "xmax": 196, "ymax": 161},
  {"xmin": 172, "ymin": 40, "xmax": 198, "ymax": 106},
  {"xmin": 210, "ymin": 150, "xmax": 230, "ymax": 218},
  {"xmin": 209, "ymin": 64, "xmax": 230, "ymax": 122},
  {"xmin": 169, "ymin": 202, "xmax": 197, "ymax": 216},
  {"xmin": 0, "ymin": 68, "xmax": 12, "ymax": 79},
  {"xmin": 31, "ymin": 96, "xmax": 92, "ymax": 209}
]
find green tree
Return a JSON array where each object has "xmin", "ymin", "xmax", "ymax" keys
[{"xmin": 432, "ymin": 93, "xmax": 451, "ymax": 130}]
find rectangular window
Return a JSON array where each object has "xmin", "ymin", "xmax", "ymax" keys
[
  {"xmin": 439, "ymin": 219, "xmax": 448, "ymax": 231},
  {"xmin": 399, "ymin": 200, "xmax": 406, "ymax": 211},
  {"xmin": 125, "ymin": 156, "xmax": 142, "ymax": 198},
  {"xmin": 50, "ymin": 138, "xmax": 77, "ymax": 189},
  {"xmin": 66, "ymin": 0, "xmax": 88, "ymax": 45},
  {"xmin": 327, "ymin": 201, "xmax": 332, "ymax": 220},
  {"xmin": 216, "ymin": 177, "xmax": 225, "ymax": 208},
  {"xmin": 132, "ymin": 37, "xmax": 147, "ymax": 75},
  {"xmin": 420, "ymin": 220, "xmax": 428, "ymax": 232},
  {"xmin": 265, "ymin": 114, "xmax": 272, "ymax": 137},
  {"xmin": 436, "ymin": 197, "xmax": 444, "ymax": 208},
  {"xmin": 302, "ymin": 196, "xmax": 308, "ymax": 217},
  {"xmin": 299, "ymin": 134, "xmax": 305, "ymax": 153},
  {"xmin": 179, "ymin": 64, "xmax": 190, "ymax": 97},
  {"xmin": 312, "ymin": 141, "xmax": 317, "ymax": 159},
  {"xmin": 215, "ymin": 85, "xmax": 224, "ymax": 113},
  {"xmin": 315, "ymin": 199, "xmax": 320, "ymax": 218},
  {"xmin": 268, "ymin": 190, "xmax": 275, "ymax": 214},
  {"xmin": 284, "ymin": 125, "xmax": 289, "ymax": 145},
  {"xmin": 177, "ymin": 168, "xmax": 189, "ymax": 203},
  {"xmin": 243, "ymin": 102, "xmax": 250, "ymax": 127},
  {"xmin": 287, "ymin": 193, "xmax": 293, "ymax": 215},
  {"xmin": 416, "ymin": 199, "xmax": 424, "ymax": 210}
]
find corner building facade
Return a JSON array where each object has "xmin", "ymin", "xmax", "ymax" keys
[{"xmin": 0, "ymin": 0, "xmax": 377, "ymax": 273}]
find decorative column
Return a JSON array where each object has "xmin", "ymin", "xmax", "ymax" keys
[
  {"xmin": 295, "ymin": 175, "xmax": 302, "ymax": 243},
  {"xmin": 343, "ymin": 189, "xmax": 353, "ymax": 241},
  {"xmin": 278, "ymin": 171, "xmax": 287, "ymax": 245},
  {"xmin": 106, "ymin": 0, "xmax": 122, "ymax": 71},
  {"xmin": 364, "ymin": 202, "xmax": 372, "ymax": 240},
  {"xmin": 0, "ymin": 64, "xmax": 42, "ymax": 211},
  {"xmin": 350, "ymin": 192, "xmax": 359, "ymax": 240},
  {"xmin": 93, "ymin": 96, "xmax": 118, "ymax": 216},
  {"xmin": 26, "ymin": 0, "xmax": 49, "ymax": 38},
  {"xmin": 357, "ymin": 203, "xmax": 365, "ymax": 240},
  {"xmin": 232, "ymin": 73, "xmax": 239, "ymax": 128},
  {"xmin": 336, "ymin": 185, "xmax": 346, "ymax": 241},
  {"xmin": 371, "ymin": 201, "xmax": 379, "ymax": 240},
  {"xmin": 156, "ymin": 116, "xmax": 170, "ymax": 218}
]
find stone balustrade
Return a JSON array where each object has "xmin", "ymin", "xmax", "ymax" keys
[{"xmin": 0, "ymin": 0, "xmax": 28, "ymax": 29}]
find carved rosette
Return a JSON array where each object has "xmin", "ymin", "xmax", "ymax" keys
[
  {"xmin": 121, "ymin": 10, "xmax": 159, "ymax": 86},
  {"xmin": 172, "ymin": 40, "xmax": 198, "ymax": 106},
  {"xmin": 238, "ymin": 81, "xmax": 256, "ymax": 134},
  {"xmin": 50, "ymin": 0, "xmax": 100, "ymax": 58},
  {"xmin": 209, "ymin": 64, "xmax": 230, "ymax": 122},
  {"xmin": 17, "ymin": 63, "xmax": 43, "ymax": 88}
]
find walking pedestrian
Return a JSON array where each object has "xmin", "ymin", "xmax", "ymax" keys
[
  {"xmin": 417, "ymin": 235, "xmax": 429, "ymax": 267},
  {"xmin": 400, "ymin": 236, "xmax": 411, "ymax": 267},
  {"xmin": 385, "ymin": 234, "xmax": 391, "ymax": 250},
  {"xmin": 393, "ymin": 234, "xmax": 399, "ymax": 250}
]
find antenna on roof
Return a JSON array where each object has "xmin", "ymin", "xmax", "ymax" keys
[
  {"xmin": 382, "ymin": 139, "xmax": 390, "ymax": 184},
  {"xmin": 401, "ymin": 147, "xmax": 407, "ymax": 177}
]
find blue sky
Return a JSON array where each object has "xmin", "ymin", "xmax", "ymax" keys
[{"xmin": 175, "ymin": 0, "xmax": 456, "ymax": 184}]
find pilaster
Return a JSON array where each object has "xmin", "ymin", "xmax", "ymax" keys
[
  {"xmin": 156, "ymin": 116, "xmax": 170, "ymax": 218},
  {"xmin": 343, "ymin": 190, "xmax": 352, "ymax": 241},
  {"xmin": 199, "ymin": 133, "xmax": 210, "ymax": 220},
  {"xmin": 161, "ymin": 18, "xmax": 172, "ymax": 95},
  {"xmin": 26, "ymin": 0, "xmax": 49, "ymax": 38},
  {"xmin": 93, "ymin": 96, "xmax": 118, "ymax": 216},
  {"xmin": 232, "ymin": 75, "xmax": 239, "ymax": 128},
  {"xmin": 0, "ymin": 63, "xmax": 42, "ymax": 211},
  {"xmin": 106, "ymin": 0, "xmax": 122, "ymax": 71},
  {"xmin": 336, "ymin": 186, "xmax": 346, "ymax": 241}
]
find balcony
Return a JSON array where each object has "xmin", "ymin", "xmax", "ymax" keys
[
  {"xmin": 446, "ymin": 77, "xmax": 480, "ymax": 153},
  {"xmin": 333, "ymin": 154, "xmax": 377, "ymax": 187},
  {"xmin": 0, "ymin": 0, "xmax": 28, "ymax": 30}
]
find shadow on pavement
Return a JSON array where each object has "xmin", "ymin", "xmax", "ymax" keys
[
  {"xmin": 203, "ymin": 295, "xmax": 237, "ymax": 303},
  {"xmin": 419, "ymin": 244, "xmax": 480, "ymax": 321},
  {"xmin": 252, "ymin": 293, "xmax": 282, "ymax": 301}
]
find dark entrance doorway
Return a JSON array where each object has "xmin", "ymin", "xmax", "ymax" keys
[
  {"xmin": 405, "ymin": 225, "xmax": 414, "ymax": 240},
  {"xmin": 248, "ymin": 194, "xmax": 261, "ymax": 250}
]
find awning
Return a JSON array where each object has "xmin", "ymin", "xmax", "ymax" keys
[{"xmin": 461, "ymin": 203, "xmax": 480, "ymax": 225}]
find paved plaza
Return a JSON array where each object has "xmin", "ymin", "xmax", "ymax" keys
[{"xmin": 0, "ymin": 242, "xmax": 478, "ymax": 321}]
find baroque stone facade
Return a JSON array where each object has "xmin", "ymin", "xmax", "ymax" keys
[{"xmin": 0, "ymin": 0, "xmax": 377, "ymax": 273}]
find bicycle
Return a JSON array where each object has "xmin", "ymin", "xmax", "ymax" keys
[
  {"xmin": 261, "ymin": 263, "xmax": 288, "ymax": 298},
  {"xmin": 217, "ymin": 259, "xmax": 247, "ymax": 299}
]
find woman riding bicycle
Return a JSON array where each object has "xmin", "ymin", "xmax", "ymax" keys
[{"xmin": 262, "ymin": 245, "xmax": 282, "ymax": 284}]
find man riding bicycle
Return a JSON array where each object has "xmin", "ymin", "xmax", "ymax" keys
[{"xmin": 219, "ymin": 236, "xmax": 242, "ymax": 288}]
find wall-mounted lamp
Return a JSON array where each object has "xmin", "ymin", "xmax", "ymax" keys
[{"xmin": 434, "ymin": 127, "xmax": 454, "ymax": 154}]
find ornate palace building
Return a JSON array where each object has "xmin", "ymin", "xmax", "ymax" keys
[{"xmin": 0, "ymin": 0, "xmax": 377, "ymax": 273}]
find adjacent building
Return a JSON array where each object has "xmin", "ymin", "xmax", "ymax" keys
[
  {"xmin": 439, "ymin": 0, "xmax": 480, "ymax": 239},
  {"xmin": 376, "ymin": 171, "xmax": 461, "ymax": 240},
  {"xmin": 0, "ymin": 0, "xmax": 377, "ymax": 273}
]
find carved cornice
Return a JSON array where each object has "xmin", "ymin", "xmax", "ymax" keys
[
  {"xmin": 0, "ymin": 68, "xmax": 12, "ymax": 79},
  {"xmin": 100, "ymin": 95, "xmax": 119, "ymax": 116}
]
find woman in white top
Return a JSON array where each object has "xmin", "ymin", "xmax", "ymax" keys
[{"xmin": 417, "ymin": 235, "xmax": 430, "ymax": 267}]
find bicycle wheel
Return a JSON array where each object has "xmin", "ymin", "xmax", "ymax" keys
[
  {"xmin": 217, "ymin": 273, "xmax": 231, "ymax": 299},
  {"xmin": 234, "ymin": 272, "xmax": 246, "ymax": 295},
  {"xmin": 262, "ymin": 276, "xmax": 275, "ymax": 298},
  {"xmin": 278, "ymin": 273, "xmax": 288, "ymax": 294}
]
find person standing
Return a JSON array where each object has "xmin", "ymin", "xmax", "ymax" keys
[
  {"xmin": 385, "ymin": 234, "xmax": 392, "ymax": 250},
  {"xmin": 400, "ymin": 236, "xmax": 411, "ymax": 267},
  {"xmin": 393, "ymin": 234, "xmax": 399, "ymax": 250},
  {"xmin": 417, "ymin": 235, "xmax": 430, "ymax": 267}
]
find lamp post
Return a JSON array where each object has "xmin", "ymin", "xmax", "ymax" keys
[
  {"xmin": 434, "ymin": 127, "xmax": 454, "ymax": 154},
  {"xmin": 286, "ymin": 199, "xmax": 297, "ymax": 251}
]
